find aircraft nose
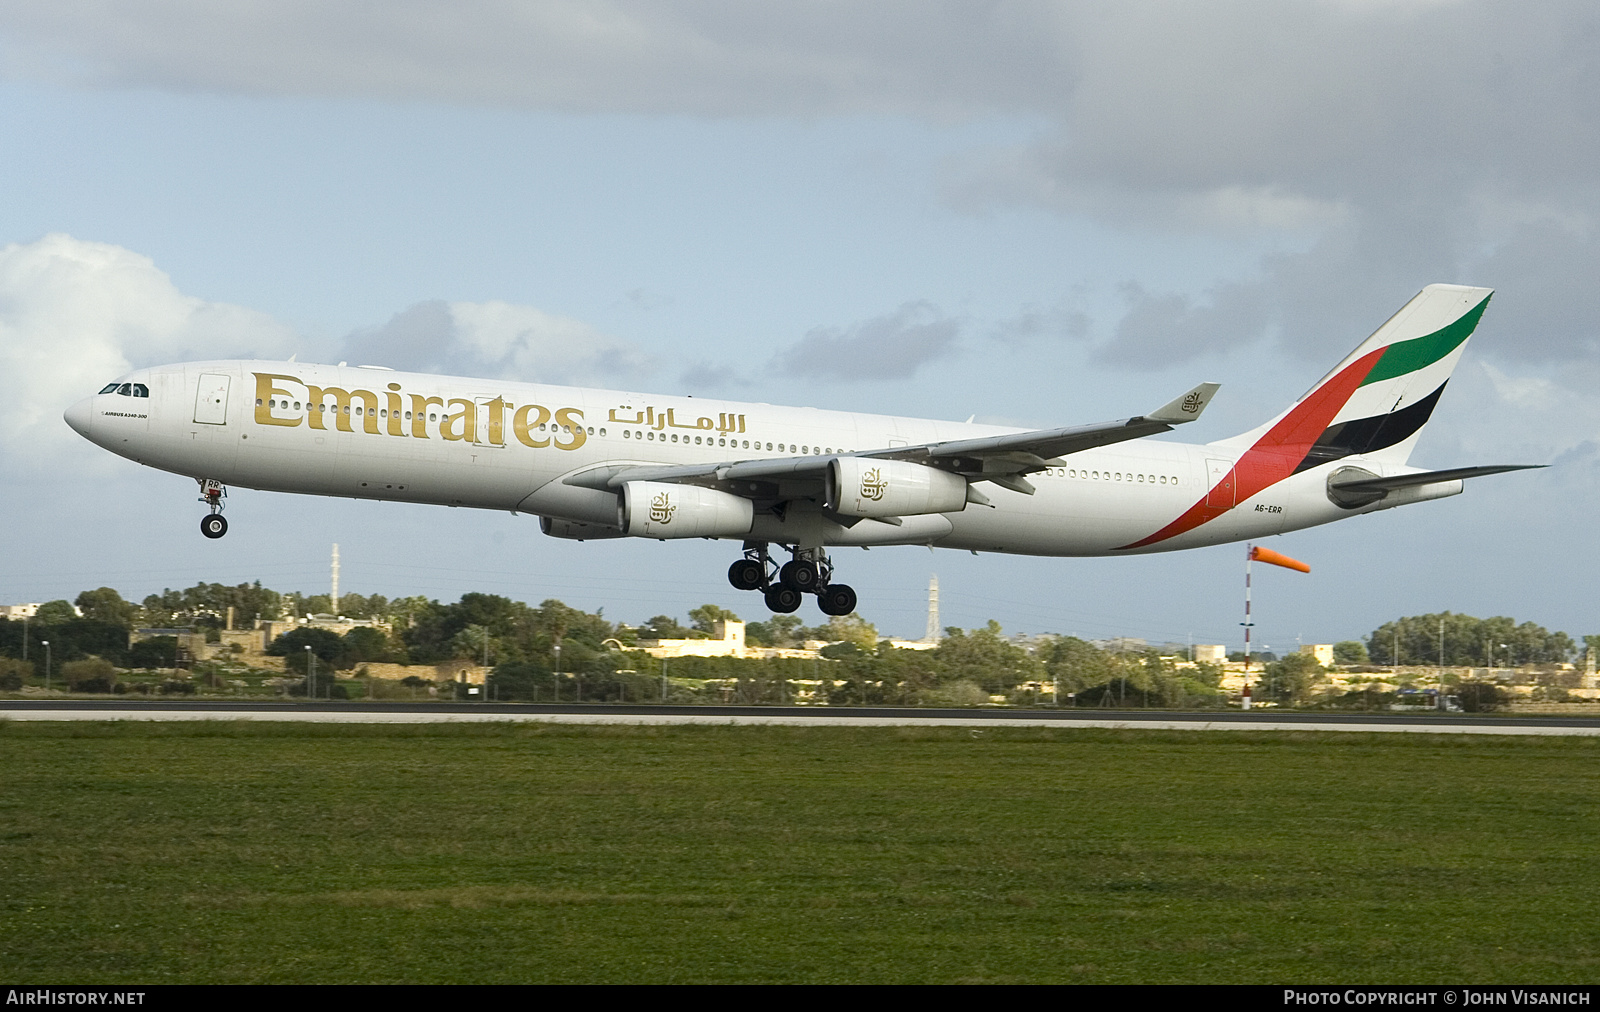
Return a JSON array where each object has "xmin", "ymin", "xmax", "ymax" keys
[{"xmin": 63, "ymin": 396, "xmax": 94, "ymax": 438}]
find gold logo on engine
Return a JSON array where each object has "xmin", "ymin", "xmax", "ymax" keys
[
  {"xmin": 860, "ymin": 467, "xmax": 887, "ymax": 502},
  {"xmin": 649, "ymin": 491, "xmax": 676, "ymax": 524}
]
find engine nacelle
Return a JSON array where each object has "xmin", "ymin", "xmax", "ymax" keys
[
  {"xmin": 619, "ymin": 481, "xmax": 754, "ymax": 539},
  {"xmin": 540, "ymin": 517, "xmax": 625, "ymax": 540},
  {"xmin": 829, "ymin": 457, "xmax": 969, "ymax": 518}
]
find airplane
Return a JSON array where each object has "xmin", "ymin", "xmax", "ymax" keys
[{"xmin": 64, "ymin": 283, "xmax": 1538, "ymax": 617}]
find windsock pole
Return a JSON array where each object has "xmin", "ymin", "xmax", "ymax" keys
[
  {"xmin": 1240, "ymin": 543, "xmax": 1310, "ymax": 708},
  {"xmin": 1242, "ymin": 544, "xmax": 1255, "ymax": 679}
]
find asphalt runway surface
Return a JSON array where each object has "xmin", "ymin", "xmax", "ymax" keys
[{"xmin": 4, "ymin": 699, "xmax": 1600, "ymax": 735}]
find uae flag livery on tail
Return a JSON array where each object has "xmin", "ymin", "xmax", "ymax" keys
[{"xmin": 1122, "ymin": 285, "xmax": 1496, "ymax": 550}]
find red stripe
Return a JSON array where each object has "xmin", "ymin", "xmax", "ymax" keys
[{"xmin": 1117, "ymin": 347, "xmax": 1385, "ymax": 550}]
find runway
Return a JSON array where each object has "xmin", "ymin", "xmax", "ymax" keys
[{"xmin": 4, "ymin": 700, "xmax": 1600, "ymax": 735}]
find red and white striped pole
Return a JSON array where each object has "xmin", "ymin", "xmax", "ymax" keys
[{"xmin": 1242, "ymin": 543, "xmax": 1254, "ymax": 707}]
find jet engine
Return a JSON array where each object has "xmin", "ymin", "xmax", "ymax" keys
[
  {"xmin": 539, "ymin": 517, "xmax": 625, "ymax": 540},
  {"xmin": 619, "ymin": 481, "xmax": 754, "ymax": 539},
  {"xmin": 829, "ymin": 457, "xmax": 969, "ymax": 518}
]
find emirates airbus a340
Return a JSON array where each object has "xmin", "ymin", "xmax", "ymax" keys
[{"xmin": 66, "ymin": 284, "xmax": 1536, "ymax": 616}]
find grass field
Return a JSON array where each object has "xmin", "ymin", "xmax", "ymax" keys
[{"xmin": 3, "ymin": 721, "xmax": 1599, "ymax": 984}]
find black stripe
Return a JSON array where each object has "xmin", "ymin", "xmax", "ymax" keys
[{"xmin": 1292, "ymin": 382, "xmax": 1446, "ymax": 474}]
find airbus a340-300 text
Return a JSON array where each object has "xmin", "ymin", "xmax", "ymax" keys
[{"xmin": 65, "ymin": 284, "xmax": 1537, "ymax": 616}]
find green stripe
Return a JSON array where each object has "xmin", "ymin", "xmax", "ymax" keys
[{"xmin": 1359, "ymin": 294, "xmax": 1491, "ymax": 387}]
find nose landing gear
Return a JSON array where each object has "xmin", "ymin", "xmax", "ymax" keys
[
  {"xmin": 727, "ymin": 541, "xmax": 858, "ymax": 616},
  {"xmin": 198, "ymin": 478, "xmax": 228, "ymax": 539}
]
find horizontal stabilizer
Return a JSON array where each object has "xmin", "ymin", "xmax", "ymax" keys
[{"xmin": 1327, "ymin": 464, "xmax": 1544, "ymax": 492}]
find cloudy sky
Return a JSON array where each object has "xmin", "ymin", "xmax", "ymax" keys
[{"xmin": 2, "ymin": 1, "xmax": 1597, "ymax": 647}]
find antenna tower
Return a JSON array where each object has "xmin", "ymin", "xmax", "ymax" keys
[
  {"xmin": 331, "ymin": 543, "xmax": 340, "ymax": 615},
  {"xmin": 924, "ymin": 574, "xmax": 941, "ymax": 643}
]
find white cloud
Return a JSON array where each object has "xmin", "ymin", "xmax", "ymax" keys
[{"xmin": 0, "ymin": 233, "xmax": 296, "ymax": 461}]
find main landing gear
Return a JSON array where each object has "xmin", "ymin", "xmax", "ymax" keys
[
  {"xmin": 197, "ymin": 478, "xmax": 228, "ymax": 539},
  {"xmin": 727, "ymin": 542, "xmax": 858, "ymax": 616}
]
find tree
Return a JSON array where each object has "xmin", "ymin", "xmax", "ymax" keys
[
  {"xmin": 746, "ymin": 615, "xmax": 803, "ymax": 647},
  {"xmin": 34, "ymin": 600, "xmax": 78, "ymax": 625},
  {"xmin": 267, "ymin": 626, "xmax": 350, "ymax": 669},
  {"xmin": 450, "ymin": 624, "xmax": 495, "ymax": 664},
  {"xmin": 816, "ymin": 614, "xmax": 878, "ymax": 651},
  {"xmin": 487, "ymin": 661, "xmax": 553, "ymax": 702},
  {"xmin": 1261, "ymin": 652, "xmax": 1325, "ymax": 704},
  {"xmin": 61, "ymin": 657, "xmax": 117, "ymax": 693},
  {"xmin": 0, "ymin": 656, "xmax": 30, "ymax": 690},
  {"xmin": 637, "ymin": 615, "xmax": 690, "ymax": 640},
  {"xmin": 934, "ymin": 621, "xmax": 1045, "ymax": 695},
  {"xmin": 1042, "ymin": 636, "xmax": 1118, "ymax": 695},
  {"xmin": 688, "ymin": 604, "xmax": 740, "ymax": 634},
  {"xmin": 128, "ymin": 636, "xmax": 179, "ymax": 669},
  {"xmin": 343, "ymin": 626, "xmax": 393, "ymax": 663},
  {"xmin": 1332, "ymin": 640, "xmax": 1369, "ymax": 665},
  {"xmin": 141, "ymin": 581, "xmax": 282, "ymax": 628},
  {"xmin": 75, "ymin": 588, "xmax": 138, "ymax": 628},
  {"xmin": 1455, "ymin": 681, "xmax": 1505, "ymax": 713},
  {"xmin": 1368, "ymin": 613, "xmax": 1574, "ymax": 667}
]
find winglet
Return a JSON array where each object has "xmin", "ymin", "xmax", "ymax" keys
[{"xmin": 1144, "ymin": 382, "xmax": 1221, "ymax": 424}]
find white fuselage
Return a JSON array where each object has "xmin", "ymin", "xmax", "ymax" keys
[{"xmin": 66, "ymin": 361, "xmax": 1449, "ymax": 556}]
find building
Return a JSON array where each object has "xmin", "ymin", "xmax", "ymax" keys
[
  {"xmin": 0, "ymin": 603, "xmax": 42, "ymax": 620},
  {"xmin": 1300, "ymin": 644, "xmax": 1335, "ymax": 667},
  {"xmin": 637, "ymin": 620, "xmax": 819, "ymax": 660},
  {"xmin": 1193, "ymin": 644, "xmax": 1227, "ymax": 664}
]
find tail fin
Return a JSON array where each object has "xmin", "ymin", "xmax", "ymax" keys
[
  {"xmin": 1119, "ymin": 285, "xmax": 1494, "ymax": 551},
  {"xmin": 1215, "ymin": 284, "xmax": 1492, "ymax": 471}
]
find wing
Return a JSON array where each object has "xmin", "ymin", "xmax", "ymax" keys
[{"xmin": 561, "ymin": 382, "xmax": 1221, "ymax": 502}]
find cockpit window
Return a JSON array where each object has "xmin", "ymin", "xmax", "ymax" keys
[
  {"xmin": 99, "ymin": 382, "xmax": 120, "ymax": 394},
  {"xmin": 131, "ymin": 383, "xmax": 148, "ymax": 397},
  {"xmin": 117, "ymin": 384, "xmax": 133, "ymax": 396}
]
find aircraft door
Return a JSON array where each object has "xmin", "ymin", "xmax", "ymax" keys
[
  {"xmin": 194, "ymin": 374, "xmax": 231, "ymax": 425},
  {"xmin": 1205, "ymin": 458, "xmax": 1236, "ymax": 509}
]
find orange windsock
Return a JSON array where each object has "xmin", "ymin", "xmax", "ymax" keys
[{"xmin": 1249, "ymin": 546, "xmax": 1310, "ymax": 573}]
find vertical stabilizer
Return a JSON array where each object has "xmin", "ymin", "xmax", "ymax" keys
[
  {"xmin": 1216, "ymin": 284, "xmax": 1492, "ymax": 470},
  {"xmin": 1121, "ymin": 285, "xmax": 1492, "ymax": 550}
]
